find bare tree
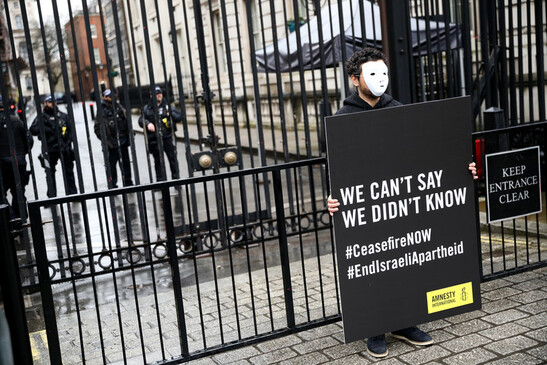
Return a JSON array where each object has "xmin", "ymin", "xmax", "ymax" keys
[{"xmin": 32, "ymin": 23, "xmax": 64, "ymax": 89}]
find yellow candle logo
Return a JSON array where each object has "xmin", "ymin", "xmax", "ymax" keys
[{"xmin": 461, "ymin": 287, "xmax": 468, "ymax": 301}]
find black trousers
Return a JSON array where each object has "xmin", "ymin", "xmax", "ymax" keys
[
  {"xmin": 45, "ymin": 150, "xmax": 77, "ymax": 198},
  {"xmin": 148, "ymin": 137, "xmax": 179, "ymax": 181},
  {"xmin": 108, "ymin": 145, "xmax": 132, "ymax": 188}
]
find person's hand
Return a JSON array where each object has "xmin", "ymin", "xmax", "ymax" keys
[
  {"xmin": 147, "ymin": 123, "xmax": 155, "ymax": 132},
  {"xmin": 327, "ymin": 195, "xmax": 340, "ymax": 216},
  {"xmin": 468, "ymin": 162, "xmax": 478, "ymax": 180}
]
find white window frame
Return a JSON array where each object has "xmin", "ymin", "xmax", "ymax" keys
[
  {"xmin": 213, "ymin": 10, "xmax": 227, "ymax": 72},
  {"xmin": 250, "ymin": 0, "xmax": 262, "ymax": 49},
  {"xmin": 93, "ymin": 47, "xmax": 101, "ymax": 65},
  {"xmin": 90, "ymin": 24, "xmax": 97, "ymax": 38},
  {"xmin": 15, "ymin": 15, "xmax": 23, "ymax": 29},
  {"xmin": 19, "ymin": 42, "xmax": 28, "ymax": 62}
]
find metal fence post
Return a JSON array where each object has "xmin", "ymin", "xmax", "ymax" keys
[
  {"xmin": 28, "ymin": 203, "xmax": 62, "ymax": 364},
  {"xmin": 161, "ymin": 187, "xmax": 189, "ymax": 356},
  {"xmin": 0, "ymin": 204, "xmax": 32, "ymax": 364},
  {"xmin": 484, "ymin": 107, "xmax": 509, "ymax": 152},
  {"xmin": 379, "ymin": 0, "xmax": 414, "ymax": 104},
  {"xmin": 272, "ymin": 170, "xmax": 295, "ymax": 329}
]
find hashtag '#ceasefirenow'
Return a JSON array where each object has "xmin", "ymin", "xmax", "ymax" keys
[{"xmin": 345, "ymin": 245, "xmax": 352, "ymax": 259}]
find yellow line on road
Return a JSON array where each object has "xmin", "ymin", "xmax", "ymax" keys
[
  {"xmin": 481, "ymin": 235, "xmax": 536, "ymax": 248},
  {"xmin": 29, "ymin": 333, "xmax": 39, "ymax": 359},
  {"xmin": 40, "ymin": 330, "xmax": 49, "ymax": 348},
  {"xmin": 29, "ymin": 330, "xmax": 48, "ymax": 360}
]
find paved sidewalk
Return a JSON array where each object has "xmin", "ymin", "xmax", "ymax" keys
[{"xmin": 187, "ymin": 267, "xmax": 546, "ymax": 365}]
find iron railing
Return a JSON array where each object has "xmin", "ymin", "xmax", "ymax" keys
[
  {"xmin": 0, "ymin": 0, "xmax": 545, "ymax": 362},
  {"xmin": 472, "ymin": 121, "xmax": 546, "ymax": 281},
  {"xmin": 27, "ymin": 158, "xmax": 338, "ymax": 364}
]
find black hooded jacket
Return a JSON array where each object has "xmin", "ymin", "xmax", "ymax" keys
[
  {"xmin": 94, "ymin": 99, "xmax": 130, "ymax": 149},
  {"xmin": 30, "ymin": 107, "xmax": 73, "ymax": 153},
  {"xmin": 0, "ymin": 113, "xmax": 28, "ymax": 159},
  {"xmin": 138, "ymin": 100, "xmax": 182, "ymax": 141},
  {"xmin": 335, "ymin": 92, "xmax": 402, "ymax": 115}
]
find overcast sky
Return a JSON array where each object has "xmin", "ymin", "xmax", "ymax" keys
[{"xmin": 38, "ymin": 0, "xmax": 82, "ymax": 27}]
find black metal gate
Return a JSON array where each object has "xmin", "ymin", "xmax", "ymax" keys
[
  {"xmin": 26, "ymin": 159, "xmax": 334, "ymax": 364},
  {"xmin": 0, "ymin": 0, "xmax": 545, "ymax": 363}
]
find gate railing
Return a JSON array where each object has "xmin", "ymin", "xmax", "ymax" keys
[
  {"xmin": 0, "ymin": 0, "xmax": 545, "ymax": 361},
  {"xmin": 1, "ymin": 0, "xmax": 545, "ymax": 285},
  {"xmin": 26, "ymin": 158, "xmax": 339, "ymax": 364},
  {"xmin": 472, "ymin": 120, "xmax": 546, "ymax": 281},
  {"xmin": 2, "ymin": 148, "xmax": 546, "ymax": 363}
]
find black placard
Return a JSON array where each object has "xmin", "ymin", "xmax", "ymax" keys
[
  {"xmin": 325, "ymin": 97, "xmax": 481, "ymax": 343},
  {"xmin": 485, "ymin": 146, "xmax": 542, "ymax": 223}
]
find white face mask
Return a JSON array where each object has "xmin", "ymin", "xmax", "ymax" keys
[{"xmin": 361, "ymin": 61, "xmax": 389, "ymax": 97}]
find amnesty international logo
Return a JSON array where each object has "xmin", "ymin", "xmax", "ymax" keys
[{"xmin": 427, "ymin": 282, "xmax": 473, "ymax": 314}]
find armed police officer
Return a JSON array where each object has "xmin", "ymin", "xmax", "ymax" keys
[
  {"xmin": 139, "ymin": 86, "xmax": 182, "ymax": 181},
  {"xmin": 0, "ymin": 95, "xmax": 31, "ymax": 218},
  {"xmin": 30, "ymin": 95, "xmax": 77, "ymax": 198},
  {"xmin": 95, "ymin": 89, "xmax": 133, "ymax": 188}
]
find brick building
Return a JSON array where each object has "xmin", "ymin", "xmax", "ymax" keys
[{"xmin": 64, "ymin": 10, "xmax": 108, "ymax": 101}]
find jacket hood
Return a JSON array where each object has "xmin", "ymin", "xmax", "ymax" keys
[
  {"xmin": 335, "ymin": 92, "xmax": 401, "ymax": 115},
  {"xmin": 343, "ymin": 92, "xmax": 397, "ymax": 109}
]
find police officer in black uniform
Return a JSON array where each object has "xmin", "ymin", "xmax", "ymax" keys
[
  {"xmin": 0, "ymin": 95, "xmax": 31, "ymax": 218},
  {"xmin": 139, "ymin": 86, "xmax": 182, "ymax": 181},
  {"xmin": 30, "ymin": 95, "xmax": 77, "ymax": 197},
  {"xmin": 94, "ymin": 89, "xmax": 133, "ymax": 188}
]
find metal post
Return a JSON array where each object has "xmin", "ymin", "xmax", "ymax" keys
[
  {"xmin": 484, "ymin": 107, "xmax": 508, "ymax": 153},
  {"xmin": 379, "ymin": 0, "xmax": 413, "ymax": 104},
  {"xmin": 161, "ymin": 187, "xmax": 189, "ymax": 356},
  {"xmin": 272, "ymin": 171, "xmax": 295, "ymax": 329},
  {"xmin": 29, "ymin": 203, "xmax": 62, "ymax": 364},
  {"xmin": 0, "ymin": 205, "xmax": 32, "ymax": 364},
  {"xmin": 191, "ymin": 0, "xmax": 229, "ymax": 247}
]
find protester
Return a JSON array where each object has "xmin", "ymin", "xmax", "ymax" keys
[
  {"xmin": 138, "ymin": 86, "xmax": 182, "ymax": 182},
  {"xmin": 94, "ymin": 89, "xmax": 133, "ymax": 188},
  {"xmin": 326, "ymin": 47, "xmax": 477, "ymax": 358},
  {"xmin": 30, "ymin": 95, "xmax": 77, "ymax": 198}
]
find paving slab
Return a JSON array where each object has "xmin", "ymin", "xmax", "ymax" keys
[
  {"xmin": 25, "ymin": 260, "xmax": 546, "ymax": 365},
  {"xmin": 187, "ymin": 267, "xmax": 546, "ymax": 364}
]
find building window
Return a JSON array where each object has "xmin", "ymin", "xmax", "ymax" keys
[
  {"xmin": 15, "ymin": 15, "xmax": 23, "ymax": 29},
  {"xmin": 90, "ymin": 24, "xmax": 97, "ymax": 38},
  {"xmin": 213, "ymin": 10, "xmax": 227, "ymax": 72},
  {"xmin": 170, "ymin": 28, "xmax": 189, "ymax": 83},
  {"xmin": 93, "ymin": 47, "xmax": 101, "ymax": 64},
  {"xmin": 25, "ymin": 76, "xmax": 32, "ymax": 90},
  {"xmin": 19, "ymin": 42, "xmax": 28, "ymax": 62},
  {"xmin": 297, "ymin": 0, "xmax": 308, "ymax": 19},
  {"xmin": 13, "ymin": 2, "xmax": 18, "ymax": 9},
  {"xmin": 250, "ymin": 0, "xmax": 262, "ymax": 49}
]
